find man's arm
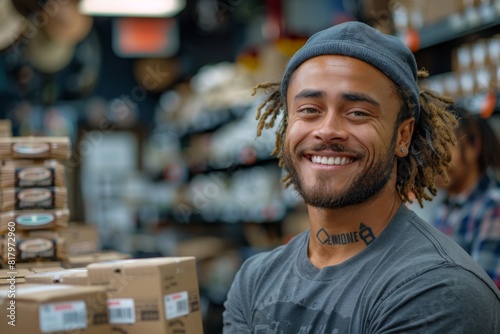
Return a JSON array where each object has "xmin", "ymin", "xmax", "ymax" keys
[
  {"xmin": 222, "ymin": 263, "xmax": 253, "ymax": 334},
  {"xmin": 369, "ymin": 265, "xmax": 500, "ymax": 334}
]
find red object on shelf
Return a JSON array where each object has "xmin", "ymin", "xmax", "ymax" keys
[
  {"xmin": 480, "ymin": 90, "xmax": 496, "ymax": 119},
  {"xmin": 113, "ymin": 17, "xmax": 179, "ymax": 57},
  {"xmin": 405, "ymin": 28, "xmax": 420, "ymax": 53}
]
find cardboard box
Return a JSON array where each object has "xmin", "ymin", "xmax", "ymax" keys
[
  {"xmin": 59, "ymin": 223, "xmax": 100, "ymax": 255},
  {"xmin": 0, "ymin": 268, "xmax": 31, "ymax": 285},
  {"xmin": 13, "ymin": 261, "xmax": 63, "ymax": 269},
  {"xmin": 0, "ymin": 284, "xmax": 110, "ymax": 334},
  {"xmin": 1, "ymin": 232, "xmax": 65, "ymax": 263},
  {"xmin": 64, "ymin": 251, "xmax": 132, "ymax": 268},
  {"xmin": 0, "ymin": 209, "xmax": 70, "ymax": 234},
  {"xmin": 29, "ymin": 266, "xmax": 65, "ymax": 273},
  {"xmin": 25, "ymin": 268, "xmax": 89, "ymax": 285},
  {"xmin": 87, "ymin": 257, "xmax": 203, "ymax": 334},
  {"xmin": 0, "ymin": 119, "xmax": 12, "ymax": 137}
]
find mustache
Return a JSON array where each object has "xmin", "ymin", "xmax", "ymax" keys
[{"xmin": 299, "ymin": 144, "xmax": 363, "ymax": 157}]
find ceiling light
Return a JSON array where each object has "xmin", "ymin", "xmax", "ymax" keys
[{"xmin": 78, "ymin": 0, "xmax": 185, "ymax": 17}]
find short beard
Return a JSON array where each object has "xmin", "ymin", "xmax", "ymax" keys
[{"xmin": 283, "ymin": 134, "xmax": 397, "ymax": 209}]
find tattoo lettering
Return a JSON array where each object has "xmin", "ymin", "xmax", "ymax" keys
[
  {"xmin": 316, "ymin": 224, "xmax": 377, "ymax": 246},
  {"xmin": 316, "ymin": 228, "xmax": 360, "ymax": 245},
  {"xmin": 359, "ymin": 223, "xmax": 376, "ymax": 246}
]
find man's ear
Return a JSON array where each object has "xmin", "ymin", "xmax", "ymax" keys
[{"xmin": 396, "ymin": 118, "xmax": 414, "ymax": 157}]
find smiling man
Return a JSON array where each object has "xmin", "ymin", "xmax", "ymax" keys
[{"xmin": 223, "ymin": 21, "xmax": 500, "ymax": 333}]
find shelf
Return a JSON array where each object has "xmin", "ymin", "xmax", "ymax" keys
[
  {"xmin": 179, "ymin": 104, "xmax": 250, "ymax": 139},
  {"xmin": 188, "ymin": 155, "xmax": 278, "ymax": 177},
  {"xmin": 416, "ymin": 14, "xmax": 500, "ymax": 49},
  {"xmin": 459, "ymin": 91, "xmax": 500, "ymax": 116}
]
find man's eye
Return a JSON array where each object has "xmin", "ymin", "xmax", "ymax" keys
[
  {"xmin": 350, "ymin": 110, "xmax": 368, "ymax": 117},
  {"xmin": 299, "ymin": 108, "xmax": 318, "ymax": 114}
]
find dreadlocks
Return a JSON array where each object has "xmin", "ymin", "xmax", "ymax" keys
[{"xmin": 252, "ymin": 70, "xmax": 458, "ymax": 207}]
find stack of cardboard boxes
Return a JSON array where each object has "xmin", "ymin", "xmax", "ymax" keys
[
  {"xmin": 0, "ymin": 136, "xmax": 71, "ymax": 269},
  {"xmin": 0, "ymin": 131, "xmax": 204, "ymax": 333},
  {"xmin": 0, "ymin": 134, "xmax": 129, "ymax": 271},
  {"xmin": 0, "ymin": 257, "xmax": 203, "ymax": 333}
]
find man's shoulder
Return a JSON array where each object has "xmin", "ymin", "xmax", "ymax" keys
[
  {"xmin": 239, "ymin": 230, "xmax": 308, "ymax": 273},
  {"xmin": 388, "ymin": 208, "xmax": 500, "ymax": 294}
]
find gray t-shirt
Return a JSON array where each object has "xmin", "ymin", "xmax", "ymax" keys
[{"xmin": 223, "ymin": 205, "xmax": 500, "ymax": 333}]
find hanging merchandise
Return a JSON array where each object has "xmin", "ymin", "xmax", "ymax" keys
[
  {"xmin": 25, "ymin": 28, "xmax": 75, "ymax": 75},
  {"xmin": 43, "ymin": 0, "xmax": 93, "ymax": 45},
  {"xmin": 3, "ymin": 30, "xmax": 101, "ymax": 104},
  {"xmin": 0, "ymin": 0, "xmax": 26, "ymax": 52}
]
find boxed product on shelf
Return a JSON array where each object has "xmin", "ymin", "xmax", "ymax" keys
[
  {"xmin": 59, "ymin": 223, "xmax": 100, "ymax": 256},
  {"xmin": 0, "ymin": 186, "xmax": 68, "ymax": 211},
  {"xmin": 0, "ymin": 208, "xmax": 70, "ymax": 234},
  {"xmin": 0, "ymin": 284, "xmax": 110, "ymax": 334},
  {"xmin": 0, "ymin": 136, "xmax": 71, "ymax": 160},
  {"xmin": 64, "ymin": 250, "xmax": 132, "ymax": 268},
  {"xmin": 25, "ymin": 268, "xmax": 89, "ymax": 285},
  {"xmin": 1, "ymin": 231, "xmax": 65, "ymax": 263},
  {"xmin": 87, "ymin": 257, "xmax": 203, "ymax": 334},
  {"xmin": 422, "ymin": 0, "xmax": 464, "ymax": 27},
  {"xmin": 0, "ymin": 159, "xmax": 66, "ymax": 188},
  {"xmin": 394, "ymin": 0, "xmax": 464, "ymax": 29}
]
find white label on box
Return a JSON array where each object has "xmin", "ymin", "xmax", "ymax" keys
[
  {"xmin": 164, "ymin": 291, "xmax": 189, "ymax": 319},
  {"xmin": 39, "ymin": 300, "xmax": 87, "ymax": 332},
  {"xmin": 108, "ymin": 298, "xmax": 136, "ymax": 324}
]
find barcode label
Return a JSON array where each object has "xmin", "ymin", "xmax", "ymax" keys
[
  {"xmin": 108, "ymin": 298, "xmax": 135, "ymax": 324},
  {"xmin": 39, "ymin": 301, "xmax": 87, "ymax": 332},
  {"xmin": 164, "ymin": 291, "xmax": 189, "ymax": 319}
]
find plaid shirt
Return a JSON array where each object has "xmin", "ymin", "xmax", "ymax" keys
[{"xmin": 432, "ymin": 175, "xmax": 500, "ymax": 289}]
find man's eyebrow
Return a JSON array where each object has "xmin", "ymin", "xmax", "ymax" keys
[
  {"xmin": 293, "ymin": 89, "xmax": 326, "ymax": 101},
  {"xmin": 340, "ymin": 92, "xmax": 380, "ymax": 107}
]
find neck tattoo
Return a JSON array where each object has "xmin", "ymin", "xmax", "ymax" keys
[{"xmin": 316, "ymin": 223, "xmax": 376, "ymax": 247}]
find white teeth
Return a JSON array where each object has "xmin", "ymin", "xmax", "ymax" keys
[{"xmin": 311, "ymin": 155, "xmax": 353, "ymax": 166}]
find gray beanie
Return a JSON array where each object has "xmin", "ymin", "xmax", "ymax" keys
[{"xmin": 280, "ymin": 21, "xmax": 420, "ymax": 123}]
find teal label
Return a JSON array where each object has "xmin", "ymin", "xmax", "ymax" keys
[{"xmin": 15, "ymin": 213, "xmax": 55, "ymax": 227}]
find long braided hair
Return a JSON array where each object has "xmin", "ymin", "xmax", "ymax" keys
[{"xmin": 252, "ymin": 70, "xmax": 458, "ymax": 207}]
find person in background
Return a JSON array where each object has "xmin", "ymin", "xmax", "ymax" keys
[
  {"xmin": 222, "ymin": 21, "xmax": 500, "ymax": 333},
  {"xmin": 432, "ymin": 105, "xmax": 500, "ymax": 288}
]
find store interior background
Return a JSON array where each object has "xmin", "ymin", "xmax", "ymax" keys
[{"xmin": 1, "ymin": 0, "xmax": 500, "ymax": 332}]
